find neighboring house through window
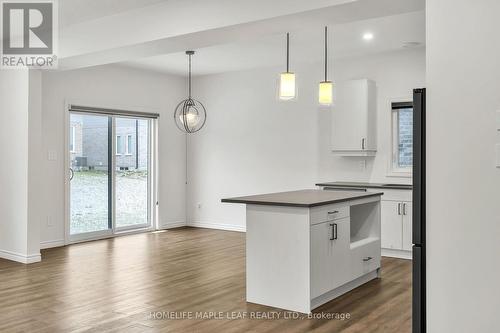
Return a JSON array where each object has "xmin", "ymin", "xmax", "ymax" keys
[{"xmin": 390, "ymin": 102, "xmax": 413, "ymax": 176}]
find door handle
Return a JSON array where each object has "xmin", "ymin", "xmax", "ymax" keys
[
  {"xmin": 361, "ymin": 138, "xmax": 366, "ymax": 150},
  {"xmin": 403, "ymin": 203, "xmax": 407, "ymax": 215},
  {"xmin": 363, "ymin": 257, "xmax": 373, "ymax": 262},
  {"xmin": 327, "ymin": 210, "xmax": 339, "ymax": 215},
  {"xmin": 329, "ymin": 223, "xmax": 338, "ymax": 240},
  {"xmin": 69, "ymin": 168, "xmax": 74, "ymax": 181},
  {"xmin": 397, "ymin": 203, "xmax": 401, "ymax": 215}
]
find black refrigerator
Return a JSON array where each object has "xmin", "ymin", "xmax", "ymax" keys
[{"xmin": 412, "ymin": 88, "xmax": 426, "ymax": 333}]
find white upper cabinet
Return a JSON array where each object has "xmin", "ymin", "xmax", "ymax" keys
[{"xmin": 331, "ymin": 79, "xmax": 377, "ymax": 156}]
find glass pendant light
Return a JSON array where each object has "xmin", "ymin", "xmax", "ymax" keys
[
  {"xmin": 174, "ymin": 51, "xmax": 207, "ymax": 133},
  {"xmin": 278, "ymin": 33, "xmax": 297, "ymax": 101},
  {"xmin": 319, "ymin": 26, "xmax": 333, "ymax": 106}
]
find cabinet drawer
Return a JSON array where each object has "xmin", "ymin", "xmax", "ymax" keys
[
  {"xmin": 310, "ymin": 205, "xmax": 349, "ymax": 225},
  {"xmin": 380, "ymin": 189, "xmax": 412, "ymax": 202},
  {"xmin": 350, "ymin": 239, "xmax": 381, "ymax": 280}
]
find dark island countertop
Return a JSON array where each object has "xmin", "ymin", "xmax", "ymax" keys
[
  {"xmin": 315, "ymin": 181, "xmax": 412, "ymax": 190},
  {"xmin": 221, "ymin": 189, "xmax": 383, "ymax": 208}
]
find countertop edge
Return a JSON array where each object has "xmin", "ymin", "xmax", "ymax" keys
[
  {"xmin": 221, "ymin": 192, "xmax": 383, "ymax": 208},
  {"xmin": 315, "ymin": 182, "xmax": 413, "ymax": 190}
]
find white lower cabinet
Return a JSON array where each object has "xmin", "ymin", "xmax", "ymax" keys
[
  {"xmin": 381, "ymin": 200, "xmax": 412, "ymax": 256},
  {"xmin": 311, "ymin": 217, "xmax": 350, "ymax": 299},
  {"xmin": 381, "ymin": 201, "xmax": 403, "ymax": 250}
]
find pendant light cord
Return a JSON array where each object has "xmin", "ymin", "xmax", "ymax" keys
[
  {"xmin": 324, "ymin": 26, "xmax": 328, "ymax": 82},
  {"xmin": 286, "ymin": 32, "xmax": 290, "ymax": 73},
  {"xmin": 188, "ymin": 53, "xmax": 192, "ymax": 98}
]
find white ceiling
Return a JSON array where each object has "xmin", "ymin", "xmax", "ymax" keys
[
  {"xmin": 58, "ymin": 0, "xmax": 171, "ymax": 27},
  {"xmin": 121, "ymin": 11, "xmax": 425, "ymax": 76},
  {"xmin": 55, "ymin": 0, "xmax": 425, "ymax": 71}
]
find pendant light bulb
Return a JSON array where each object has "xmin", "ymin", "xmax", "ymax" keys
[
  {"xmin": 319, "ymin": 26, "xmax": 333, "ymax": 106},
  {"xmin": 319, "ymin": 81, "xmax": 333, "ymax": 105},
  {"xmin": 278, "ymin": 33, "xmax": 297, "ymax": 101},
  {"xmin": 279, "ymin": 72, "xmax": 296, "ymax": 100}
]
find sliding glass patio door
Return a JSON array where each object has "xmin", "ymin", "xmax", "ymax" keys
[{"xmin": 68, "ymin": 112, "xmax": 153, "ymax": 242}]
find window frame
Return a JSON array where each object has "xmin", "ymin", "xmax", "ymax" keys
[{"xmin": 388, "ymin": 100, "xmax": 413, "ymax": 178}]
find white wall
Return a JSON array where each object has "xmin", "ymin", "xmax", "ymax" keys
[
  {"xmin": 0, "ymin": 70, "xmax": 41, "ymax": 263},
  {"xmin": 40, "ymin": 65, "xmax": 187, "ymax": 246},
  {"xmin": 426, "ymin": 0, "xmax": 500, "ymax": 331},
  {"xmin": 187, "ymin": 48, "xmax": 425, "ymax": 231},
  {"xmin": 28, "ymin": 71, "xmax": 43, "ymax": 257}
]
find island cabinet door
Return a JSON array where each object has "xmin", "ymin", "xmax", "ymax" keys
[{"xmin": 310, "ymin": 217, "xmax": 350, "ymax": 299}]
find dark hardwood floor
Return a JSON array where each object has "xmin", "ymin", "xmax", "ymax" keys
[{"xmin": 0, "ymin": 227, "xmax": 411, "ymax": 333}]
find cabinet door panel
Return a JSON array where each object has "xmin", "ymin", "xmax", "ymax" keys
[
  {"xmin": 381, "ymin": 201, "xmax": 403, "ymax": 250},
  {"xmin": 310, "ymin": 218, "xmax": 350, "ymax": 299},
  {"xmin": 330, "ymin": 218, "xmax": 351, "ymax": 289},
  {"xmin": 331, "ymin": 81, "xmax": 366, "ymax": 151},
  {"xmin": 311, "ymin": 221, "xmax": 334, "ymax": 298},
  {"xmin": 402, "ymin": 202, "xmax": 413, "ymax": 251}
]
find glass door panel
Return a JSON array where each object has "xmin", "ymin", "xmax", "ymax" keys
[
  {"xmin": 69, "ymin": 113, "xmax": 112, "ymax": 236},
  {"xmin": 115, "ymin": 117, "xmax": 150, "ymax": 229}
]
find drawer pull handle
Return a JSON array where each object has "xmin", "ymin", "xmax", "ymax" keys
[
  {"xmin": 328, "ymin": 210, "xmax": 339, "ymax": 215},
  {"xmin": 363, "ymin": 257, "xmax": 373, "ymax": 262},
  {"xmin": 329, "ymin": 223, "xmax": 338, "ymax": 240}
]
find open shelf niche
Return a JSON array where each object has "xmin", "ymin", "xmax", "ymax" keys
[{"xmin": 349, "ymin": 201, "xmax": 380, "ymax": 249}]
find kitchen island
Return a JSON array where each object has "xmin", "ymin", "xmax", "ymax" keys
[{"xmin": 222, "ymin": 189, "xmax": 383, "ymax": 313}]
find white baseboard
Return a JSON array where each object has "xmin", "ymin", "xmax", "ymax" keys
[
  {"xmin": 382, "ymin": 248, "xmax": 412, "ymax": 260},
  {"xmin": 187, "ymin": 221, "xmax": 246, "ymax": 232},
  {"xmin": 0, "ymin": 249, "xmax": 41, "ymax": 264},
  {"xmin": 40, "ymin": 239, "xmax": 65, "ymax": 249},
  {"xmin": 159, "ymin": 221, "xmax": 186, "ymax": 229}
]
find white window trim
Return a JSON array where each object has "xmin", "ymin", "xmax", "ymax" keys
[
  {"xmin": 70, "ymin": 125, "xmax": 76, "ymax": 153},
  {"xmin": 387, "ymin": 97, "xmax": 412, "ymax": 178},
  {"xmin": 125, "ymin": 134, "xmax": 133, "ymax": 156}
]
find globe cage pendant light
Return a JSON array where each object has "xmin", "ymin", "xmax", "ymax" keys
[
  {"xmin": 278, "ymin": 33, "xmax": 297, "ymax": 101},
  {"xmin": 319, "ymin": 26, "xmax": 333, "ymax": 106},
  {"xmin": 174, "ymin": 50, "xmax": 207, "ymax": 133}
]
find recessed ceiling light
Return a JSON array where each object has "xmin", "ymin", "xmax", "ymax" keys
[{"xmin": 363, "ymin": 32, "xmax": 374, "ymax": 41}]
